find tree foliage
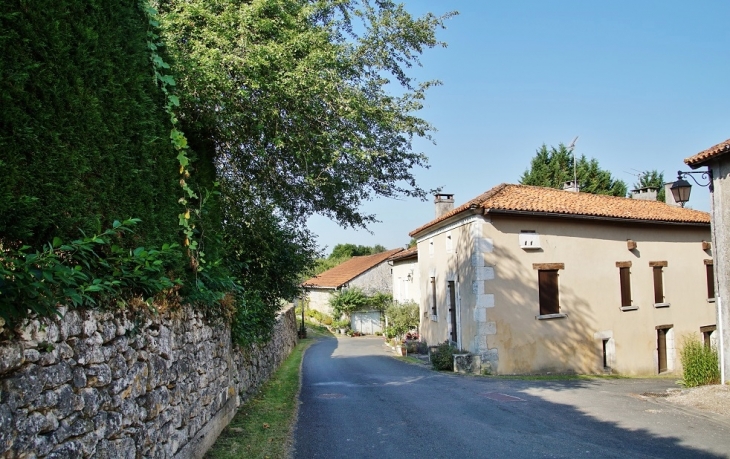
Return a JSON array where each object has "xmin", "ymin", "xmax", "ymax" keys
[
  {"xmin": 633, "ymin": 170, "xmax": 665, "ymax": 202},
  {"xmin": 157, "ymin": 0, "xmax": 455, "ymax": 228},
  {"xmin": 520, "ymin": 144, "xmax": 628, "ymax": 197},
  {"xmin": 311, "ymin": 243, "xmax": 388, "ymax": 276}
]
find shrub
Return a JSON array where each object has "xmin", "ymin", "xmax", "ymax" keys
[
  {"xmin": 322, "ymin": 315, "xmax": 333, "ymax": 326},
  {"xmin": 332, "ymin": 319, "xmax": 350, "ymax": 329},
  {"xmin": 680, "ymin": 336, "xmax": 720, "ymax": 387},
  {"xmin": 384, "ymin": 301, "xmax": 419, "ymax": 340},
  {"xmin": 431, "ymin": 341, "xmax": 458, "ymax": 371},
  {"xmin": 329, "ymin": 288, "xmax": 369, "ymax": 319}
]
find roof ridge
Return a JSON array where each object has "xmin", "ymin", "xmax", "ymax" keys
[{"xmin": 409, "ymin": 183, "xmax": 710, "ymax": 237}]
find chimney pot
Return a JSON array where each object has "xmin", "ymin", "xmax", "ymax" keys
[
  {"xmin": 563, "ymin": 181, "xmax": 580, "ymax": 192},
  {"xmin": 631, "ymin": 186, "xmax": 659, "ymax": 201},
  {"xmin": 434, "ymin": 193, "xmax": 454, "ymax": 218}
]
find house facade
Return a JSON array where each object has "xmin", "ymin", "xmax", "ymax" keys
[
  {"xmin": 302, "ymin": 248, "xmax": 403, "ymax": 317},
  {"xmin": 389, "ymin": 246, "xmax": 420, "ymax": 305},
  {"xmin": 685, "ymin": 138, "xmax": 730, "ymax": 383},
  {"xmin": 410, "ymin": 185, "xmax": 715, "ymax": 376}
]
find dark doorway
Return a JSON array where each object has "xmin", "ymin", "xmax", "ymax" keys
[
  {"xmin": 602, "ymin": 339, "xmax": 609, "ymax": 369},
  {"xmin": 448, "ymin": 281, "xmax": 457, "ymax": 343},
  {"xmin": 657, "ymin": 328, "xmax": 668, "ymax": 373}
]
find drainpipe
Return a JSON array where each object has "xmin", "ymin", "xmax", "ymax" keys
[{"xmin": 719, "ymin": 297, "xmax": 726, "ymax": 385}]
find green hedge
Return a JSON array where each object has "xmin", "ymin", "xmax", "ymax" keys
[{"xmin": 0, "ymin": 0, "xmax": 179, "ymax": 249}]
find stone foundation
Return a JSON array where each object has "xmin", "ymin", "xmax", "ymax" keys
[{"xmin": 0, "ymin": 305, "xmax": 297, "ymax": 458}]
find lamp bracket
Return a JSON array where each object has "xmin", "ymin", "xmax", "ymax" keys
[{"xmin": 677, "ymin": 170, "xmax": 713, "ymax": 189}]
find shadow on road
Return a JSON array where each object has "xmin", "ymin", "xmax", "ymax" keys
[{"xmin": 296, "ymin": 337, "xmax": 728, "ymax": 458}]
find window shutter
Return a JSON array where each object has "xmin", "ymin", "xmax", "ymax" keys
[
  {"xmin": 653, "ymin": 267, "xmax": 663, "ymax": 303},
  {"xmin": 431, "ymin": 277, "xmax": 437, "ymax": 315},
  {"xmin": 619, "ymin": 267, "xmax": 631, "ymax": 306},
  {"xmin": 706, "ymin": 264, "xmax": 715, "ymax": 300},
  {"xmin": 539, "ymin": 270, "xmax": 559, "ymax": 315}
]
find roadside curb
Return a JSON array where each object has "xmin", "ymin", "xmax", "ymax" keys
[{"xmin": 645, "ymin": 395, "xmax": 730, "ymax": 430}]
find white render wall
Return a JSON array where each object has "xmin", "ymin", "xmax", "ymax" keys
[{"xmin": 392, "ymin": 258, "xmax": 420, "ymax": 304}]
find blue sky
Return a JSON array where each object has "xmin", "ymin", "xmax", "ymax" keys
[{"xmin": 307, "ymin": 0, "xmax": 729, "ymax": 255}]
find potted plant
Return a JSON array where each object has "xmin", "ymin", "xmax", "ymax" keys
[{"xmin": 332, "ymin": 319, "xmax": 350, "ymax": 334}]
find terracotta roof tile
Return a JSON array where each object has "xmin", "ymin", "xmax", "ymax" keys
[
  {"xmin": 410, "ymin": 184, "xmax": 710, "ymax": 237},
  {"xmin": 388, "ymin": 246, "xmax": 417, "ymax": 262},
  {"xmin": 302, "ymin": 248, "xmax": 403, "ymax": 288},
  {"xmin": 685, "ymin": 138, "xmax": 730, "ymax": 168}
]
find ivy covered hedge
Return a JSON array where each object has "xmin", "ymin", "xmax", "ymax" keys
[
  {"xmin": 0, "ymin": 0, "xmax": 180, "ymax": 248},
  {"xmin": 0, "ymin": 0, "xmax": 450, "ymax": 346}
]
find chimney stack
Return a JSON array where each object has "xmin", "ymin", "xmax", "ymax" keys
[
  {"xmin": 434, "ymin": 193, "xmax": 454, "ymax": 218},
  {"xmin": 563, "ymin": 181, "xmax": 580, "ymax": 192},
  {"xmin": 664, "ymin": 182, "xmax": 681, "ymax": 207},
  {"xmin": 631, "ymin": 186, "xmax": 659, "ymax": 201}
]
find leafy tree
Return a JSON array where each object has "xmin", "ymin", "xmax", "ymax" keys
[
  {"xmin": 311, "ymin": 243, "xmax": 388, "ymax": 276},
  {"xmin": 633, "ymin": 170, "xmax": 665, "ymax": 202},
  {"xmin": 157, "ymin": 0, "xmax": 455, "ymax": 229},
  {"xmin": 520, "ymin": 144, "xmax": 628, "ymax": 197},
  {"xmin": 153, "ymin": 0, "xmax": 453, "ymax": 341},
  {"xmin": 407, "ymin": 238, "xmax": 417, "ymax": 248}
]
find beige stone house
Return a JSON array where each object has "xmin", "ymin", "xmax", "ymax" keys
[
  {"xmin": 389, "ymin": 246, "xmax": 420, "ymax": 305},
  {"xmin": 301, "ymin": 248, "xmax": 403, "ymax": 334},
  {"xmin": 410, "ymin": 186, "xmax": 715, "ymax": 376},
  {"xmin": 685, "ymin": 138, "xmax": 730, "ymax": 383}
]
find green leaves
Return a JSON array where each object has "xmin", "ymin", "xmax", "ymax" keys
[
  {"xmin": 520, "ymin": 144, "xmax": 628, "ymax": 197},
  {"xmin": 157, "ymin": 0, "xmax": 454, "ymax": 228},
  {"xmin": 0, "ymin": 219, "xmax": 181, "ymax": 325}
]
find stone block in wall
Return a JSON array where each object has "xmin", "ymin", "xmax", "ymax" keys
[
  {"xmin": 454, "ymin": 354, "xmax": 481, "ymax": 374},
  {"xmin": 0, "ymin": 305, "xmax": 298, "ymax": 459},
  {"xmin": 474, "ymin": 307, "xmax": 487, "ymax": 322},
  {"xmin": 475, "ymin": 266, "xmax": 495, "ymax": 281},
  {"xmin": 477, "ymin": 321, "xmax": 497, "ymax": 336},
  {"xmin": 0, "ymin": 342, "xmax": 24, "ymax": 374},
  {"xmin": 476, "ymin": 294, "xmax": 494, "ymax": 308}
]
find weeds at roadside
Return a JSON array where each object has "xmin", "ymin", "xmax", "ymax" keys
[{"xmin": 205, "ymin": 339, "xmax": 314, "ymax": 458}]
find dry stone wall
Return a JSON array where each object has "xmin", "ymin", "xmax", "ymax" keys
[{"xmin": 0, "ymin": 305, "xmax": 297, "ymax": 459}]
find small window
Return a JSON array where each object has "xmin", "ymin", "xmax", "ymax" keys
[
  {"xmin": 430, "ymin": 276, "xmax": 437, "ymax": 316},
  {"xmin": 650, "ymin": 261, "xmax": 668, "ymax": 307},
  {"xmin": 616, "ymin": 262, "xmax": 632, "ymax": 308},
  {"xmin": 701, "ymin": 325, "xmax": 716, "ymax": 348},
  {"xmin": 538, "ymin": 270, "xmax": 560, "ymax": 315},
  {"xmin": 705, "ymin": 260, "xmax": 715, "ymax": 300},
  {"xmin": 429, "ymin": 239, "xmax": 434, "ymax": 258},
  {"xmin": 446, "ymin": 232, "xmax": 453, "ymax": 253}
]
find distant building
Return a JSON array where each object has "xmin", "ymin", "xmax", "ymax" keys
[{"xmin": 301, "ymin": 248, "xmax": 403, "ymax": 334}]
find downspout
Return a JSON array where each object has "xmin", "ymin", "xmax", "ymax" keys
[
  {"xmin": 707, "ymin": 165, "xmax": 724, "ymax": 384},
  {"xmin": 720, "ymin": 297, "xmax": 725, "ymax": 384}
]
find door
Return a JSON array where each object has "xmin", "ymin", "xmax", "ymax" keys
[
  {"xmin": 657, "ymin": 329, "xmax": 667, "ymax": 373},
  {"xmin": 448, "ymin": 281, "xmax": 457, "ymax": 343}
]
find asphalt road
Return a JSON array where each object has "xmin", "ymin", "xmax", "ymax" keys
[{"xmin": 293, "ymin": 336, "xmax": 730, "ymax": 459}]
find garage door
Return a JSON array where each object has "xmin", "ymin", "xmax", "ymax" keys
[{"xmin": 351, "ymin": 311, "xmax": 382, "ymax": 335}]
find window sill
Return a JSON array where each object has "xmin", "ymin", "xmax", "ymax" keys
[
  {"xmin": 620, "ymin": 305, "xmax": 639, "ymax": 311},
  {"xmin": 654, "ymin": 302, "xmax": 670, "ymax": 308},
  {"xmin": 708, "ymin": 298, "xmax": 716, "ymax": 303},
  {"xmin": 536, "ymin": 313, "xmax": 568, "ymax": 320}
]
